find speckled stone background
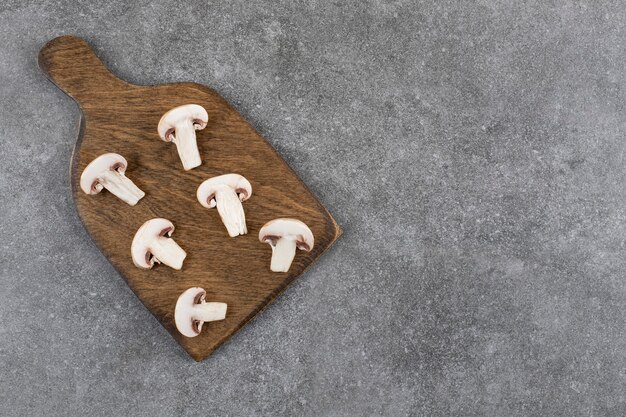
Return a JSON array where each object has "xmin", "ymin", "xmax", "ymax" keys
[{"xmin": 1, "ymin": 1, "xmax": 625, "ymax": 416}]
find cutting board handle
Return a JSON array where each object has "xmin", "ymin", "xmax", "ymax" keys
[{"xmin": 38, "ymin": 35, "xmax": 128, "ymax": 103}]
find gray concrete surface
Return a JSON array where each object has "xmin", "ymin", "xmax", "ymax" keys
[{"xmin": 1, "ymin": 1, "xmax": 625, "ymax": 415}]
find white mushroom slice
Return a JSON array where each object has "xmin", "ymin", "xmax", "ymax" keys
[
  {"xmin": 258, "ymin": 218, "xmax": 314, "ymax": 272},
  {"xmin": 80, "ymin": 153, "xmax": 145, "ymax": 206},
  {"xmin": 196, "ymin": 174, "xmax": 252, "ymax": 237},
  {"xmin": 157, "ymin": 104, "xmax": 208, "ymax": 170},
  {"xmin": 175, "ymin": 287, "xmax": 227, "ymax": 338},
  {"xmin": 131, "ymin": 218, "xmax": 187, "ymax": 270}
]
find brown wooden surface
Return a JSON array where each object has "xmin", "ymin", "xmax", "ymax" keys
[{"xmin": 38, "ymin": 36, "xmax": 341, "ymax": 361}]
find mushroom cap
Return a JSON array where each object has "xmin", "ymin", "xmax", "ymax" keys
[
  {"xmin": 258, "ymin": 218, "xmax": 314, "ymax": 251},
  {"xmin": 175, "ymin": 287, "xmax": 206, "ymax": 337},
  {"xmin": 80, "ymin": 153, "xmax": 128, "ymax": 195},
  {"xmin": 196, "ymin": 173, "xmax": 252, "ymax": 209},
  {"xmin": 157, "ymin": 104, "xmax": 209, "ymax": 142},
  {"xmin": 131, "ymin": 218, "xmax": 175, "ymax": 269}
]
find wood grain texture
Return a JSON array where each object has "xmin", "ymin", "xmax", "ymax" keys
[{"xmin": 38, "ymin": 36, "xmax": 341, "ymax": 361}]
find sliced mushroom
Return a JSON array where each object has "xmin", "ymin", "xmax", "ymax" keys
[
  {"xmin": 131, "ymin": 218, "xmax": 186, "ymax": 270},
  {"xmin": 175, "ymin": 287, "xmax": 227, "ymax": 338},
  {"xmin": 157, "ymin": 104, "xmax": 209, "ymax": 170},
  {"xmin": 259, "ymin": 218, "xmax": 314, "ymax": 272},
  {"xmin": 80, "ymin": 153, "xmax": 145, "ymax": 206},
  {"xmin": 196, "ymin": 174, "xmax": 252, "ymax": 237}
]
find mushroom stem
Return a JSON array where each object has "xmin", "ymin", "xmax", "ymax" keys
[
  {"xmin": 149, "ymin": 237, "xmax": 187, "ymax": 270},
  {"xmin": 172, "ymin": 122, "xmax": 201, "ymax": 170},
  {"xmin": 97, "ymin": 169, "xmax": 145, "ymax": 206},
  {"xmin": 216, "ymin": 187, "xmax": 248, "ymax": 237},
  {"xmin": 270, "ymin": 238, "xmax": 298, "ymax": 272},
  {"xmin": 192, "ymin": 302, "xmax": 227, "ymax": 322}
]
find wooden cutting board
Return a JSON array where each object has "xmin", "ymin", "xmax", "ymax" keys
[{"xmin": 39, "ymin": 36, "xmax": 341, "ymax": 361}]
